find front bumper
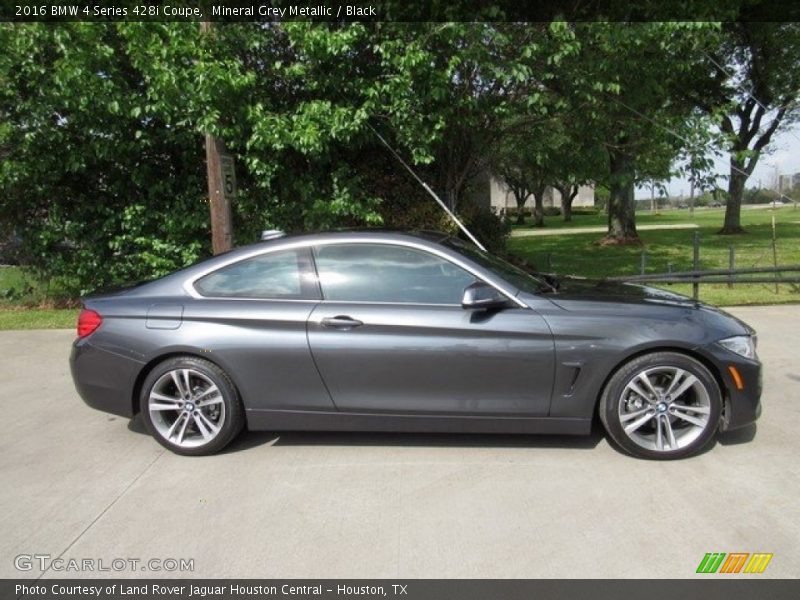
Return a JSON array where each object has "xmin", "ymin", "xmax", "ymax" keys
[
  {"xmin": 705, "ymin": 347, "xmax": 762, "ymax": 432},
  {"xmin": 70, "ymin": 338, "xmax": 144, "ymax": 418}
]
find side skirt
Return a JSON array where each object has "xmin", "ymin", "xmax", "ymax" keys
[{"xmin": 245, "ymin": 409, "xmax": 592, "ymax": 436}]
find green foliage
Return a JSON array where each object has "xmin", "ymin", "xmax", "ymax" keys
[
  {"xmin": 2, "ymin": 19, "xmax": 798, "ymax": 298},
  {"xmin": 457, "ymin": 204, "xmax": 511, "ymax": 254},
  {"xmin": 0, "ymin": 24, "xmax": 210, "ymax": 296},
  {"xmin": 743, "ymin": 187, "xmax": 782, "ymax": 205}
]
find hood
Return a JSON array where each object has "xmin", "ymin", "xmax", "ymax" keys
[
  {"xmin": 532, "ymin": 276, "xmax": 754, "ymax": 338},
  {"xmin": 544, "ymin": 277, "xmax": 699, "ymax": 309}
]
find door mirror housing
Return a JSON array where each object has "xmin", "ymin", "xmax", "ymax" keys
[{"xmin": 461, "ymin": 281, "xmax": 510, "ymax": 310}]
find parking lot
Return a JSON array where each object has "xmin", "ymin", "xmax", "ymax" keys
[{"xmin": 1, "ymin": 305, "xmax": 798, "ymax": 579}]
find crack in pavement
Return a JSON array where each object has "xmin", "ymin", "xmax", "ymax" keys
[{"xmin": 35, "ymin": 449, "xmax": 166, "ymax": 581}]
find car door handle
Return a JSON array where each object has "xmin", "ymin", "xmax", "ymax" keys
[{"xmin": 320, "ymin": 316, "xmax": 363, "ymax": 329}]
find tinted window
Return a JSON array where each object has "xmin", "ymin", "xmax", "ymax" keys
[
  {"xmin": 194, "ymin": 249, "xmax": 318, "ymax": 299},
  {"xmin": 314, "ymin": 244, "xmax": 476, "ymax": 304}
]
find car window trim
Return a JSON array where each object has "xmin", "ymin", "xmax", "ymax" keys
[
  {"xmin": 183, "ymin": 237, "xmax": 526, "ymax": 308},
  {"xmin": 311, "ymin": 242, "xmax": 478, "ymax": 306},
  {"xmin": 191, "ymin": 246, "xmax": 321, "ymax": 302}
]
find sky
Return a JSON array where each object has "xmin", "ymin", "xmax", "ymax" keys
[{"xmin": 636, "ymin": 124, "xmax": 800, "ymax": 199}]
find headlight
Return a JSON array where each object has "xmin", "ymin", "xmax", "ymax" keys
[{"xmin": 718, "ymin": 335, "xmax": 757, "ymax": 359}]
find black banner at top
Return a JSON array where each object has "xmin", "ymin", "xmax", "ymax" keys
[{"xmin": 3, "ymin": 0, "xmax": 800, "ymax": 23}]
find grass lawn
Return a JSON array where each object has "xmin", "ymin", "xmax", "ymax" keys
[
  {"xmin": 0, "ymin": 308, "xmax": 77, "ymax": 330},
  {"xmin": 508, "ymin": 206, "xmax": 800, "ymax": 306},
  {"xmin": 0, "ymin": 266, "xmax": 78, "ymax": 330}
]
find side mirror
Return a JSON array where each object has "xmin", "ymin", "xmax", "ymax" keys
[{"xmin": 461, "ymin": 281, "xmax": 510, "ymax": 310}]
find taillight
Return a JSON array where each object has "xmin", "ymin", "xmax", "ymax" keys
[{"xmin": 77, "ymin": 308, "xmax": 103, "ymax": 338}]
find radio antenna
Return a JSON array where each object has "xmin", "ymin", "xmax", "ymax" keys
[{"xmin": 367, "ymin": 123, "xmax": 487, "ymax": 251}]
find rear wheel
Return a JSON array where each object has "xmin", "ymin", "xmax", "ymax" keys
[
  {"xmin": 599, "ymin": 352, "xmax": 722, "ymax": 460},
  {"xmin": 140, "ymin": 356, "xmax": 244, "ymax": 456}
]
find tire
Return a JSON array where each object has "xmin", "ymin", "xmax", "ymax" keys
[
  {"xmin": 599, "ymin": 352, "xmax": 722, "ymax": 460},
  {"xmin": 140, "ymin": 356, "xmax": 245, "ymax": 456}
]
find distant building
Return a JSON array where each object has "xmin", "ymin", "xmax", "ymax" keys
[{"xmin": 467, "ymin": 172, "xmax": 595, "ymax": 212}]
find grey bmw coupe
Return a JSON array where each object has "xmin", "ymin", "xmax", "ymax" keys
[{"xmin": 70, "ymin": 230, "xmax": 761, "ymax": 459}]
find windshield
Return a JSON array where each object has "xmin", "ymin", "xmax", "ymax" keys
[{"xmin": 442, "ymin": 238, "xmax": 552, "ymax": 295}]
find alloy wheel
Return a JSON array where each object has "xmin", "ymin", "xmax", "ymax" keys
[
  {"xmin": 617, "ymin": 366, "xmax": 712, "ymax": 453},
  {"xmin": 147, "ymin": 368, "xmax": 226, "ymax": 449}
]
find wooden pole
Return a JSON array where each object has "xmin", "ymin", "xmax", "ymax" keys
[
  {"xmin": 692, "ymin": 231, "xmax": 700, "ymax": 300},
  {"xmin": 772, "ymin": 215, "xmax": 779, "ymax": 294},
  {"xmin": 728, "ymin": 246, "xmax": 735, "ymax": 289},
  {"xmin": 201, "ymin": 21, "xmax": 233, "ymax": 255}
]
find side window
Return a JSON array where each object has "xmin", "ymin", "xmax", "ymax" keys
[
  {"xmin": 194, "ymin": 248, "xmax": 319, "ymax": 300},
  {"xmin": 313, "ymin": 243, "xmax": 477, "ymax": 304}
]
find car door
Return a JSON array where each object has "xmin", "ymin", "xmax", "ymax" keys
[
  {"xmin": 184, "ymin": 246, "xmax": 335, "ymax": 412},
  {"xmin": 306, "ymin": 242, "xmax": 555, "ymax": 416}
]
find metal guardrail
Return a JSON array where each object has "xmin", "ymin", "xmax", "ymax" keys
[
  {"xmin": 608, "ymin": 265, "xmax": 800, "ymax": 299},
  {"xmin": 609, "ymin": 264, "xmax": 800, "ymax": 282}
]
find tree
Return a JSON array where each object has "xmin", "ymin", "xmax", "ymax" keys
[
  {"xmin": 0, "ymin": 24, "xmax": 209, "ymax": 295},
  {"xmin": 365, "ymin": 22, "xmax": 574, "ymax": 211},
  {"xmin": 694, "ymin": 23, "xmax": 800, "ymax": 234},
  {"xmin": 557, "ymin": 22, "xmax": 717, "ymax": 244}
]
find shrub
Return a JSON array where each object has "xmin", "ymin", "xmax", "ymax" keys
[
  {"xmin": 570, "ymin": 206, "xmax": 600, "ymax": 216},
  {"xmin": 457, "ymin": 203, "xmax": 511, "ymax": 254}
]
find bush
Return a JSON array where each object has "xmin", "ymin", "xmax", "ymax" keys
[
  {"xmin": 380, "ymin": 194, "xmax": 458, "ymax": 234},
  {"xmin": 542, "ymin": 206, "xmax": 562, "ymax": 217},
  {"xmin": 744, "ymin": 187, "xmax": 781, "ymax": 205},
  {"xmin": 457, "ymin": 203, "xmax": 511, "ymax": 254},
  {"xmin": 570, "ymin": 206, "xmax": 600, "ymax": 216}
]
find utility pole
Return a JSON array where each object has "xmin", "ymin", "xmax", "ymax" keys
[{"xmin": 201, "ymin": 21, "xmax": 233, "ymax": 255}]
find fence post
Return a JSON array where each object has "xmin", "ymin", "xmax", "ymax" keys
[
  {"xmin": 693, "ymin": 231, "xmax": 700, "ymax": 300},
  {"xmin": 640, "ymin": 251, "xmax": 647, "ymax": 276},
  {"xmin": 546, "ymin": 253, "xmax": 552, "ymax": 271},
  {"xmin": 728, "ymin": 246, "xmax": 735, "ymax": 289},
  {"xmin": 772, "ymin": 215, "xmax": 779, "ymax": 294}
]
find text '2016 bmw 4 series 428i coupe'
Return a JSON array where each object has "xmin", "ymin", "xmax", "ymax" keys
[{"xmin": 70, "ymin": 231, "xmax": 761, "ymax": 459}]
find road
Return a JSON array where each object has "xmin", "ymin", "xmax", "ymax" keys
[{"xmin": 1, "ymin": 305, "xmax": 798, "ymax": 579}]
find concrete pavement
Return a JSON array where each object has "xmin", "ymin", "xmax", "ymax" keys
[{"xmin": 1, "ymin": 305, "xmax": 798, "ymax": 579}]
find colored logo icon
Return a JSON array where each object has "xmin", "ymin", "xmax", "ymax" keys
[{"xmin": 696, "ymin": 552, "xmax": 773, "ymax": 574}]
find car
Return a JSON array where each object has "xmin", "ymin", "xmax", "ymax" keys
[{"xmin": 70, "ymin": 230, "xmax": 761, "ymax": 459}]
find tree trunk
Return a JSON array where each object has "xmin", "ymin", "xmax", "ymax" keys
[
  {"xmin": 531, "ymin": 182, "xmax": 546, "ymax": 227},
  {"xmin": 563, "ymin": 200, "xmax": 573, "ymax": 222},
  {"xmin": 513, "ymin": 190, "xmax": 528, "ymax": 225},
  {"xmin": 562, "ymin": 186, "xmax": 579, "ymax": 222},
  {"xmin": 719, "ymin": 159, "xmax": 747, "ymax": 234},
  {"xmin": 604, "ymin": 151, "xmax": 640, "ymax": 244},
  {"xmin": 445, "ymin": 187, "xmax": 459, "ymax": 212}
]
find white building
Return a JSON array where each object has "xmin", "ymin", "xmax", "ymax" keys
[
  {"xmin": 467, "ymin": 172, "xmax": 595, "ymax": 212},
  {"xmin": 487, "ymin": 177, "xmax": 595, "ymax": 212}
]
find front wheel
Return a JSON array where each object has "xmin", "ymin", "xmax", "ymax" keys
[
  {"xmin": 599, "ymin": 352, "xmax": 722, "ymax": 460},
  {"xmin": 140, "ymin": 356, "xmax": 244, "ymax": 456}
]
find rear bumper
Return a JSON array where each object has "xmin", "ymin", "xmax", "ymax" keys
[{"xmin": 70, "ymin": 338, "xmax": 143, "ymax": 418}]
